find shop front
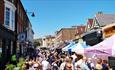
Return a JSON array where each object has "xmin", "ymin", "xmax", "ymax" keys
[{"xmin": 0, "ymin": 24, "xmax": 15, "ymax": 69}]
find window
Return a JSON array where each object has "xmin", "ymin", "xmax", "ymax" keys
[
  {"xmin": 17, "ymin": 23, "xmax": 19, "ymax": 33},
  {"xmin": 10, "ymin": 41, "xmax": 13, "ymax": 54},
  {"xmin": 7, "ymin": 0, "xmax": 14, "ymax": 3},
  {"xmin": 81, "ymin": 28, "xmax": 83, "ymax": 32},
  {"xmin": 76, "ymin": 30, "xmax": 78, "ymax": 33},
  {"xmin": 5, "ymin": 0, "xmax": 16, "ymax": 31},
  {"xmin": 17, "ymin": 4, "xmax": 20, "ymax": 15},
  {"xmin": 0, "ymin": 40, "xmax": 2, "ymax": 59},
  {"xmin": 5, "ymin": 7, "xmax": 15, "ymax": 31},
  {"xmin": 19, "ymin": 9, "xmax": 21, "ymax": 17},
  {"xmin": 7, "ymin": 0, "xmax": 11, "ymax": 2},
  {"xmin": 11, "ymin": 10, "xmax": 15, "ymax": 31},
  {"xmin": 5, "ymin": 7, "xmax": 10, "ymax": 27},
  {"xmin": 12, "ymin": 0, "xmax": 14, "ymax": 3}
]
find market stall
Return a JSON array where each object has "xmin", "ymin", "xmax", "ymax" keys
[{"xmin": 85, "ymin": 34, "xmax": 115, "ymax": 59}]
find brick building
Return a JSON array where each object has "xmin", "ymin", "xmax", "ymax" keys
[
  {"xmin": 0, "ymin": 0, "xmax": 34, "ymax": 68},
  {"xmin": 15, "ymin": 0, "xmax": 28, "ymax": 55},
  {"xmin": 75, "ymin": 26, "xmax": 86, "ymax": 39},
  {"xmin": 42, "ymin": 35, "xmax": 55, "ymax": 48},
  {"xmin": 0, "ymin": 0, "xmax": 16, "ymax": 69},
  {"xmin": 55, "ymin": 28, "xmax": 76, "ymax": 42},
  {"xmin": 15, "ymin": 0, "xmax": 34, "ymax": 56},
  {"xmin": 83, "ymin": 13, "xmax": 115, "ymax": 46}
]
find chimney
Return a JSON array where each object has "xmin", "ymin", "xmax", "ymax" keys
[
  {"xmin": 72, "ymin": 26, "xmax": 77, "ymax": 28},
  {"xmin": 97, "ymin": 11, "xmax": 103, "ymax": 14}
]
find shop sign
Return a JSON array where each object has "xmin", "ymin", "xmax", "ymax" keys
[{"xmin": 18, "ymin": 32, "xmax": 26, "ymax": 42}]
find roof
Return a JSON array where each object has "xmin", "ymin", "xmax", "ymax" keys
[
  {"xmin": 95, "ymin": 13, "xmax": 115, "ymax": 26},
  {"xmin": 45, "ymin": 35, "xmax": 55, "ymax": 39},
  {"xmin": 87, "ymin": 19, "xmax": 93, "ymax": 26},
  {"xmin": 56, "ymin": 28, "xmax": 76, "ymax": 35},
  {"xmin": 102, "ymin": 23, "xmax": 115, "ymax": 30}
]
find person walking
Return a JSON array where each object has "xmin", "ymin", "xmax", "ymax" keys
[
  {"xmin": 41, "ymin": 58, "xmax": 51, "ymax": 70},
  {"xmin": 74, "ymin": 55, "xmax": 90, "ymax": 70},
  {"xmin": 96, "ymin": 58, "xmax": 103, "ymax": 70}
]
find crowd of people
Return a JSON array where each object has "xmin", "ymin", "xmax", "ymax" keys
[{"xmin": 5, "ymin": 48, "xmax": 112, "ymax": 70}]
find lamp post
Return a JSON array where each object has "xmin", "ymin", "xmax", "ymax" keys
[
  {"xmin": 26, "ymin": 10, "xmax": 35, "ymax": 17},
  {"xmin": 17, "ymin": 10, "xmax": 35, "ymax": 56}
]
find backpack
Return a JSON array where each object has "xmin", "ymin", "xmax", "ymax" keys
[{"xmin": 87, "ymin": 62, "xmax": 92, "ymax": 70}]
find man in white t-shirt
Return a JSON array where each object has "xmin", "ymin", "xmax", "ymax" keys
[
  {"xmin": 60, "ymin": 62, "xmax": 66, "ymax": 70},
  {"xmin": 41, "ymin": 59, "xmax": 51, "ymax": 70}
]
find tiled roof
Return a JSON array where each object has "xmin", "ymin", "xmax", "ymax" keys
[{"xmin": 95, "ymin": 14, "xmax": 115, "ymax": 26}]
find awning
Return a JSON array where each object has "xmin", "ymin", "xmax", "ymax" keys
[
  {"xmin": 85, "ymin": 34, "xmax": 115, "ymax": 58},
  {"xmin": 62, "ymin": 42, "xmax": 75, "ymax": 51}
]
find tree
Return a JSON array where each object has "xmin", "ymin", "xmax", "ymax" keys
[{"xmin": 34, "ymin": 41, "xmax": 40, "ymax": 48}]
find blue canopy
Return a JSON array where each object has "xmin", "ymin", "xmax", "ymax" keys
[
  {"xmin": 81, "ymin": 42, "xmax": 90, "ymax": 49},
  {"xmin": 67, "ymin": 42, "xmax": 90, "ymax": 54},
  {"xmin": 68, "ymin": 42, "xmax": 90, "ymax": 49},
  {"xmin": 62, "ymin": 42, "xmax": 75, "ymax": 51},
  {"xmin": 68, "ymin": 43, "xmax": 77, "ymax": 50}
]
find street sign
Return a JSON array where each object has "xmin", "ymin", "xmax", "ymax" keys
[{"xmin": 18, "ymin": 32, "xmax": 26, "ymax": 42}]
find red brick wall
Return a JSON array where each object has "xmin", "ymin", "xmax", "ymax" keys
[
  {"xmin": 0, "ymin": 0, "xmax": 4, "ymax": 24},
  {"xmin": 76, "ymin": 26, "xmax": 86, "ymax": 35},
  {"xmin": 62, "ymin": 29, "xmax": 76, "ymax": 41},
  {"xmin": 17, "ymin": 16, "xmax": 24, "ymax": 33},
  {"xmin": 56, "ymin": 28, "xmax": 76, "ymax": 42},
  {"xmin": 15, "ymin": 0, "xmax": 29, "ymax": 34}
]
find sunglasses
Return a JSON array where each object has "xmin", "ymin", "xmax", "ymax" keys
[{"xmin": 34, "ymin": 67, "xmax": 38, "ymax": 68}]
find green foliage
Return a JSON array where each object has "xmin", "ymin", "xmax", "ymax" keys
[
  {"xmin": 16, "ymin": 57, "xmax": 25, "ymax": 70},
  {"xmin": 11, "ymin": 55, "xmax": 16, "ymax": 62},
  {"xmin": 6, "ymin": 64, "xmax": 16, "ymax": 70},
  {"xmin": 19, "ymin": 57, "xmax": 24, "ymax": 62},
  {"xmin": 34, "ymin": 41, "xmax": 40, "ymax": 48},
  {"xmin": 5, "ymin": 57, "xmax": 25, "ymax": 70}
]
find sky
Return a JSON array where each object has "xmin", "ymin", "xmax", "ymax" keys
[{"xmin": 21, "ymin": 0, "xmax": 115, "ymax": 39}]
